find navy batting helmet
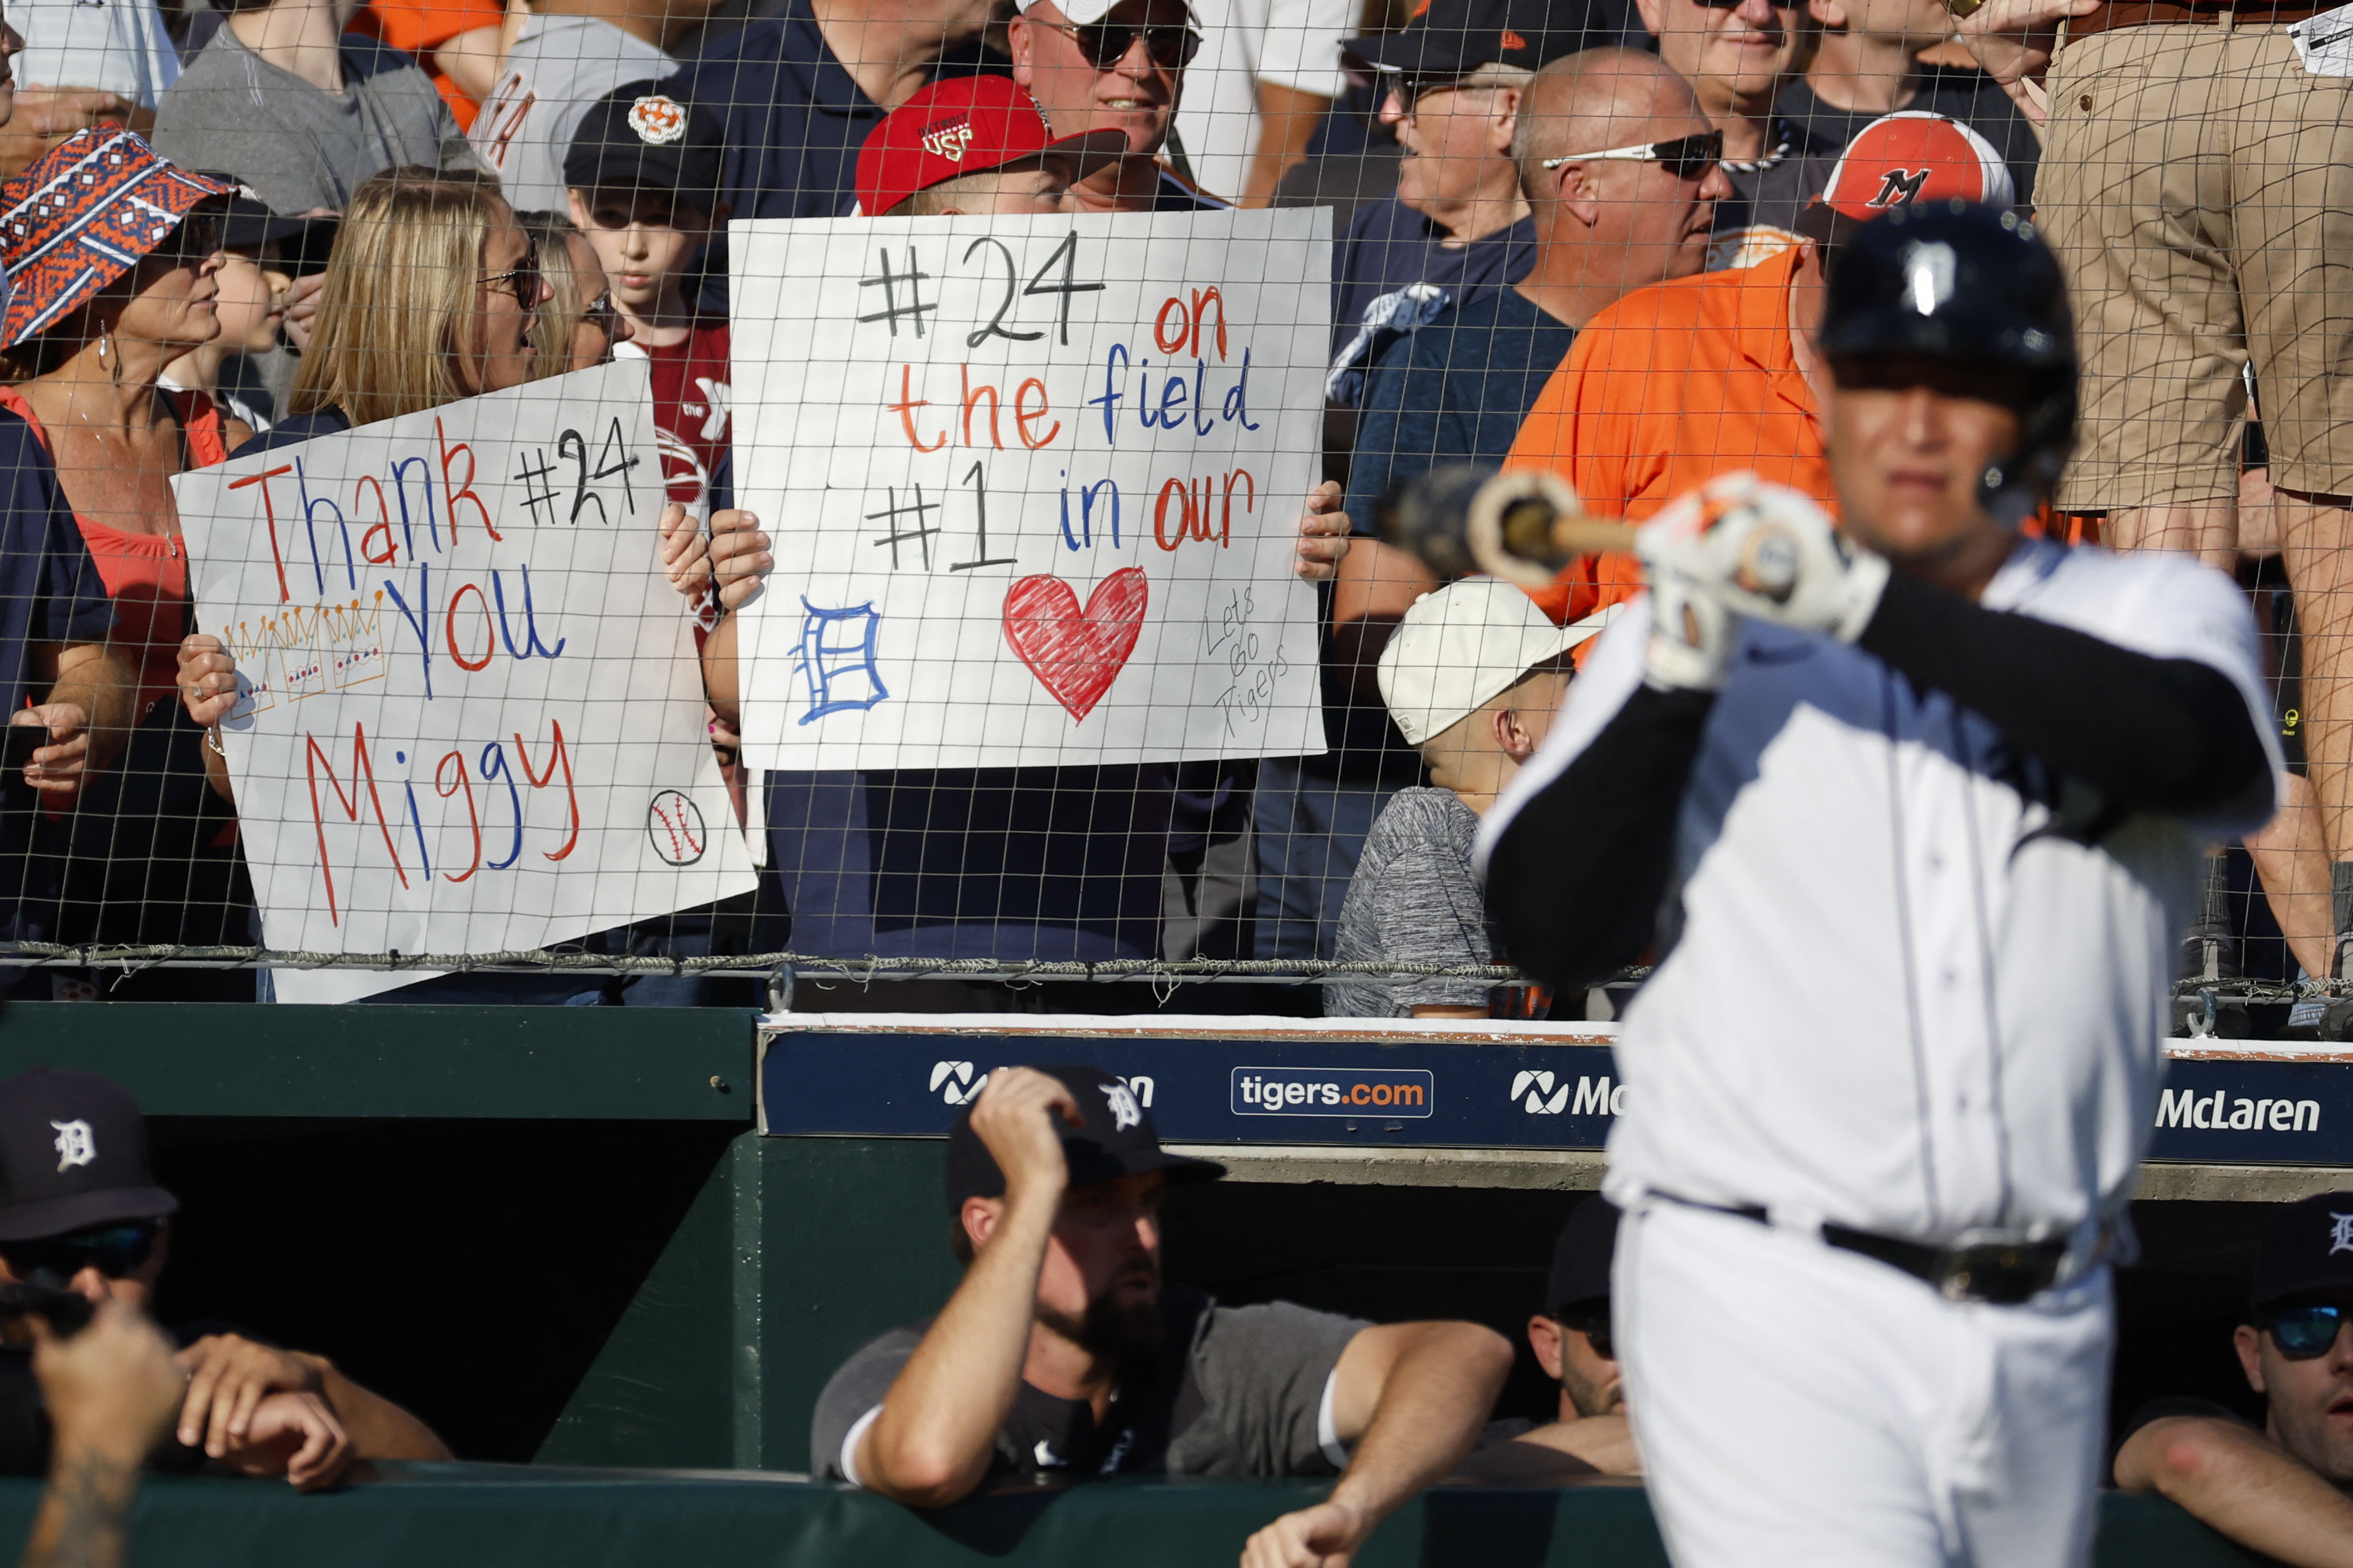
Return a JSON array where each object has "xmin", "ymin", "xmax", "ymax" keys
[{"xmin": 1818, "ymin": 200, "xmax": 2077, "ymax": 525}]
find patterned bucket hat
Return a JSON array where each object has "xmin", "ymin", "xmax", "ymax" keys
[{"xmin": 0, "ymin": 129, "xmax": 234, "ymax": 349}]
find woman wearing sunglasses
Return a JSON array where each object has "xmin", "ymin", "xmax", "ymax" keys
[
  {"xmin": 0, "ymin": 130, "xmax": 254, "ymax": 978},
  {"xmin": 517, "ymin": 208, "xmax": 631, "ymax": 379}
]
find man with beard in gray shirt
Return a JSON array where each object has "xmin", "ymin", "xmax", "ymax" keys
[{"xmin": 811, "ymin": 1064, "xmax": 1510, "ymax": 1567}]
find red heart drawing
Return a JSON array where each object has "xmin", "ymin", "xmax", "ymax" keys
[{"xmin": 1001, "ymin": 568, "xmax": 1150, "ymax": 722}]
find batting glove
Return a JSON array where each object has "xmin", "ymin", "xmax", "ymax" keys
[
  {"xmin": 1636, "ymin": 473, "xmax": 1891, "ymax": 643},
  {"xmin": 1642, "ymin": 565, "xmax": 1738, "ymax": 691}
]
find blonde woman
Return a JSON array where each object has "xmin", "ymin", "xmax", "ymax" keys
[
  {"xmin": 182, "ymin": 166, "xmax": 766, "ymax": 759},
  {"xmin": 174, "ymin": 165, "xmax": 770, "ymax": 1004}
]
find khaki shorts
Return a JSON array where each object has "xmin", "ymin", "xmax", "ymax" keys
[{"xmin": 2041, "ymin": 23, "xmax": 2353, "ymax": 508}]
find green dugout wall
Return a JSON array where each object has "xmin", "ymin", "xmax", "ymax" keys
[{"xmin": 0, "ymin": 1000, "xmax": 2317, "ymax": 1565}]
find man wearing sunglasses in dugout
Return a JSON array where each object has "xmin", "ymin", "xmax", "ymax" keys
[
  {"xmin": 1007, "ymin": 0, "xmax": 1219, "ymax": 212},
  {"xmin": 0, "ymin": 1069, "xmax": 449, "ymax": 1488},
  {"xmin": 1450, "ymin": 1199, "xmax": 1642, "ymax": 1484},
  {"xmin": 2114, "ymin": 1194, "xmax": 2353, "ymax": 1565}
]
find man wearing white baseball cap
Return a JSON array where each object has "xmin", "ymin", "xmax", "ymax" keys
[
  {"xmin": 1006, "ymin": 0, "xmax": 1225, "ymax": 210},
  {"xmin": 1324, "ymin": 577, "xmax": 1585, "ymax": 1018}
]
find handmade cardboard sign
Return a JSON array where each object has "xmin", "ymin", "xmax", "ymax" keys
[
  {"xmin": 729, "ymin": 208, "xmax": 1330, "ymax": 770},
  {"xmin": 173, "ymin": 360, "xmax": 757, "ymax": 1004}
]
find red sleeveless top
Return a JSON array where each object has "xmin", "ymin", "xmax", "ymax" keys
[{"xmin": 0, "ymin": 383, "xmax": 232, "ymax": 718}]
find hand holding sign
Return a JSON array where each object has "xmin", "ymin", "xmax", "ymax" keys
[
  {"xmin": 730, "ymin": 208, "xmax": 1331, "ymax": 769},
  {"xmin": 171, "ymin": 360, "xmax": 756, "ymax": 1004}
]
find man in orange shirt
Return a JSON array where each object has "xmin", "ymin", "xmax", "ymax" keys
[{"xmin": 1505, "ymin": 111, "xmax": 2015, "ymax": 628}]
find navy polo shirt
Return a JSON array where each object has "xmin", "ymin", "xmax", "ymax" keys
[
  {"xmin": 0, "ymin": 411, "xmax": 119, "ymax": 941},
  {"xmin": 678, "ymin": 1, "xmax": 1010, "ymax": 223},
  {"xmin": 1327, "ymin": 195, "xmax": 1536, "ymax": 407},
  {"xmin": 1344, "ymin": 288, "xmax": 1578, "ymax": 535}
]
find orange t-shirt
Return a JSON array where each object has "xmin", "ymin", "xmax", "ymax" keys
[
  {"xmin": 0, "ymin": 386, "xmax": 230, "ymax": 719},
  {"xmin": 1503, "ymin": 246, "xmax": 1835, "ymax": 630},
  {"xmin": 350, "ymin": 0, "xmax": 505, "ymax": 129}
]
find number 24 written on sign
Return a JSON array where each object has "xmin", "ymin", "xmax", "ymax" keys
[{"xmin": 857, "ymin": 232, "xmax": 1105, "ymax": 347}]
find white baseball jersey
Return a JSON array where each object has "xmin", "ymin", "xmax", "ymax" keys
[{"xmin": 1478, "ymin": 537, "xmax": 2280, "ymax": 1244}]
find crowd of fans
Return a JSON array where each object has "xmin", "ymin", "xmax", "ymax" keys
[{"xmin": 0, "ymin": 0, "xmax": 2315, "ymax": 1036}]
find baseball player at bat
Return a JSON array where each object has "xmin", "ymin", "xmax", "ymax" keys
[{"xmin": 1476, "ymin": 201, "xmax": 2282, "ymax": 1568}]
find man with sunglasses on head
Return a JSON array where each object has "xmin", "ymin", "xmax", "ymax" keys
[
  {"xmin": 0, "ymin": 1069, "xmax": 449, "ymax": 1487},
  {"xmin": 2114, "ymin": 1194, "xmax": 2353, "ymax": 1566}
]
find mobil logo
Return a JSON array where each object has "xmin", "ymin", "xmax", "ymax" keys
[{"xmin": 1231, "ymin": 1066, "xmax": 1434, "ymax": 1119}]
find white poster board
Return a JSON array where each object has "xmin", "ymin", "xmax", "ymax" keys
[
  {"xmin": 730, "ymin": 208, "xmax": 1330, "ymax": 771},
  {"xmin": 173, "ymin": 360, "xmax": 757, "ymax": 1004}
]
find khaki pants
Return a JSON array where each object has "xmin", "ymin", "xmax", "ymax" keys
[{"xmin": 2041, "ymin": 23, "xmax": 2353, "ymax": 508}]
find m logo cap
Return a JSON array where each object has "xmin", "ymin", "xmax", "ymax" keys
[{"xmin": 1818, "ymin": 112, "xmax": 2013, "ymax": 221}]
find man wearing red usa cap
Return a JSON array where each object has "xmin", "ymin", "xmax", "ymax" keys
[
  {"xmin": 855, "ymin": 76, "xmax": 1127, "ymax": 216},
  {"xmin": 1502, "ymin": 110, "xmax": 2014, "ymax": 631}
]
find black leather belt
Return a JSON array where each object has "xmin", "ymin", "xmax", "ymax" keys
[{"xmin": 1659, "ymin": 1195, "xmax": 2073, "ymax": 1306}]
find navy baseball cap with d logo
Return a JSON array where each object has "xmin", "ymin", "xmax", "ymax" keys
[
  {"xmin": 2251, "ymin": 1192, "xmax": 2353, "ymax": 1311},
  {"xmin": 945, "ymin": 1064, "xmax": 1225, "ymax": 1213},
  {"xmin": 0, "ymin": 1069, "xmax": 177, "ymax": 1243}
]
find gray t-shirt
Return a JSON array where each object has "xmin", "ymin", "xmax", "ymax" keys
[
  {"xmin": 9, "ymin": 0, "xmax": 179, "ymax": 108},
  {"xmin": 1325, "ymin": 787, "xmax": 1493, "ymax": 1018},
  {"xmin": 151, "ymin": 28, "xmax": 480, "ymax": 215},
  {"xmin": 469, "ymin": 16, "xmax": 675, "ymax": 216},
  {"xmin": 811, "ymin": 1288, "xmax": 1366, "ymax": 1486}
]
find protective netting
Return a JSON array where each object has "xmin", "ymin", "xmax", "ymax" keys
[{"xmin": 0, "ymin": 0, "xmax": 2320, "ymax": 1031}]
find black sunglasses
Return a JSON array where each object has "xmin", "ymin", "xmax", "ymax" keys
[
  {"xmin": 157, "ymin": 211, "xmax": 223, "ymax": 266},
  {"xmin": 2264, "ymin": 1302, "xmax": 2353, "ymax": 1360},
  {"xmin": 481, "ymin": 240, "xmax": 542, "ymax": 311},
  {"xmin": 1041, "ymin": 17, "xmax": 1200, "ymax": 68},
  {"xmin": 1542, "ymin": 129, "xmax": 1726, "ymax": 180},
  {"xmin": 0, "ymin": 1219, "xmax": 159, "ymax": 1287},
  {"xmin": 581, "ymin": 291, "xmax": 621, "ymax": 338},
  {"xmin": 1560, "ymin": 1308, "xmax": 1613, "ymax": 1360}
]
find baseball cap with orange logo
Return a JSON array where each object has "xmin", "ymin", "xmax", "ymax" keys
[
  {"xmin": 856, "ymin": 77, "xmax": 1130, "ymax": 218},
  {"xmin": 1795, "ymin": 112, "xmax": 2015, "ymax": 249},
  {"xmin": 1344, "ymin": 0, "xmax": 1592, "ymax": 82},
  {"xmin": 565, "ymin": 80, "xmax": 726, "ymax": 216}
]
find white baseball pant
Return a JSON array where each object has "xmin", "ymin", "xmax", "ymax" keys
[{"xmin": 1615, "ymin": 1197, "xmax": 2113, "ymax": 1568}]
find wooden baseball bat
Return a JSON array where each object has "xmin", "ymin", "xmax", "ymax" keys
[{"xmin": 1464, "ymin": 471, "xmax": 1637, "ymax": 588}]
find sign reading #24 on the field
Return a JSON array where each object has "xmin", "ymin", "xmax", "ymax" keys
[
  {"xmin": 729, "ymin": 208, "xmax": 1330, "ymax": 770},
  {"xmin": 173, "ymin": 360, "xmax": 756, "ymax": 1005}
]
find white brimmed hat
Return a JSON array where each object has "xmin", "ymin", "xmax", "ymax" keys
[{"xmin": 1376, "ymin": 578, "xmax": 1585, "ymax": 747}]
